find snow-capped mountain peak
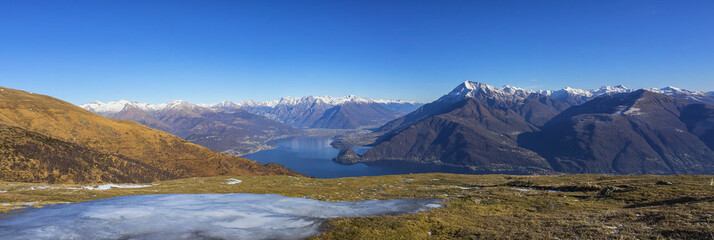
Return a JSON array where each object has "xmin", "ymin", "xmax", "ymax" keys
[
  {"xmin": 163, "ymin": 100, "xmax": 203, "ymax": 111},
  {"xmin": 439, "ymin": 81, "xmax": 534, "ymax": 103},
  {"xmin": 546, "ymin": 84, "xmax": 714, "ymax": 105},
  {"xmin": 237, "ymin": 95, "xmax": 413, "ymax": 108},
  {"xmin": 537, "ymin": 85, "xmax": 633, "ymax": 105},
  {"xmin": 80, "ymin": 99, "xmax": 201, "ymax": 114},
  {"xmin": 433, "ymin": 81, "xmax": 713, "ymax": 106},
  {"xmin": 199, "ymin": 100, "xmax": 240, "ymax": 109},
  {"xmin": 563, "ymin": 86, "xmax": 592, "ymax": 95},
  {"xmin": 501, "ymin": 85, "xmax": 537, "ymax": 97},
  {"xmin": 591, "ymin": 85, "xmax": 630, "ymax": 96},
  {"xmin": 547, "ymin": 87, "xmax": 592, "ymax": 102},
  {"xmin": 649, "ymin": 86, "xmax": 713, "ymax": 104},
  {"xmin": 82, "ymin": 95, "xmax": 421, "ymax": 114},
  {"xmin": 446, "ymin": 81, "xmax": 495, "ymax": 99},
  {"xmin": 651, "ymin": 86, "xmax": 702, "ymax": 95},
  {"xmin": 81, "ymin": 99, "xmax": 149, "ymax": 114}
]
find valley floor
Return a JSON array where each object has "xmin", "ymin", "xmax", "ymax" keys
[{"xmin": 1, "ymin": 174, "xmax": 712, "ymax": 239}]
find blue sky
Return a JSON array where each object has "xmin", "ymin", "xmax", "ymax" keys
[{"xmin": 1, "ymin": 0, "xmax": 713, "ymax": 104}]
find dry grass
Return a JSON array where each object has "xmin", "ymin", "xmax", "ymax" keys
[
  {"xmin": 0, "ymin": 86, "xmax": 301, "ymax": 184},
  {"xmin": 1, "ymin": 173, "xmax": 711, "ymax": 239}
]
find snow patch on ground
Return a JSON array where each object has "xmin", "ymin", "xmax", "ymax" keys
[
  {"xmin": 75, "ymin": 184, "xmax": 155, "ymax": 190},
  {"xmin": 623, "ymin": 107, "xmax": 642, "ymax": 115},
  {"xmin": 0, "ymin": 193, "xmax": 441, "ymax": 240},
  {"xmin": 24, "ymin": 184, "xmax": 155, "ymax": 191},
  {"xmin": 225, "ymin": 178, "xmax": 243, "ymax": 184}
]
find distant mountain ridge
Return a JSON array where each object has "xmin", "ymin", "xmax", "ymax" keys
[
  {"xmin": 82, "ymin": 100, "xmax": 301, "ymax": 156},
  {"xmin": 210, "ymin": 95, "xmax": 423, "ymax": 129},
  {"xmin": 452, "ymin": 83, "xmax": 714, "ymax": 106},
  {"xmin": 84, "ymin": 95, "xmax": 423, "ymax": 130},
  {"xmin": 212, "ymin": 95, "xmax": 419, "ymax": 109},
  {"xmin": 82, "ymin": 99, "xmax": 203, "ymax": 115},
  {"xmin": 83, "ymin": 96, "xmax": 420, "ymax": 114}
]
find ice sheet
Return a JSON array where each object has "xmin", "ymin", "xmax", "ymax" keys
[{"xmin": 0, "ymin": 193, "xmax": 441, "ymax": 240}]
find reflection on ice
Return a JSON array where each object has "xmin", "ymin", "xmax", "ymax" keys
[{"xmin": 0, "ymin": 193, "xmax": 441, "ymax": 240}]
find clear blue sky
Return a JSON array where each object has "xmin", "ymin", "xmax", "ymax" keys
[{"xmin": 1, "ymin": 0, "xmax": 713, "ymax": 105}]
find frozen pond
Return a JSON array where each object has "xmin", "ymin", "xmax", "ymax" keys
[{"xmin": 0, "ymin": 193, "xmax": 441, "ymax": 240}]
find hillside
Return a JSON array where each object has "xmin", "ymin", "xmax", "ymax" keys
[
  {"xmin": 337, "ymin": 98, "xmax": 552, "ymax": 174},
  {"xmin": 0, "ymin": 87, "xmax": 301, "ymax": 183},
  {"xmin": 519, "ymin": 90, "xmax": 714, "ymax": 174},
  {"xmin": 0, "ymin": 123, "xmax": 171, "ymax": 183}
]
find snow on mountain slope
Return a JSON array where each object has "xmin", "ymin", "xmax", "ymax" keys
[
  {"xmin": 435, "ymin": 81, "xmax": 712, "ymax": 106},
  {"xmin": 214, "ymin": 95, "xmax": 418, "ymax": 109},
  {"xmin": 437, "ymin": 81, "xmax": 633, "ymax": 104},
  {"xmin": 83, "ymin": 96, "xmax": 420, "ymax": 113},
  {"xmin": 81, "ymin": 100, "xmax": 157, "ymax": 114},
  {"xmin": 437, "ymin": 81, "xmax": 539, "ymax": 104},
  {"xmin": 231, "ymin": 96, "xmax": 410, "ymax": 129},
  {"xmin": 81, "ymin": 96, "xmax": 422, "ymax": 130},
  {"xmin": 649, "ymin": 86, "xmax": 714, "ymax": 105},
  {"xmin": 591, "ymin": 85, "xmax": 631, "ymax": 96},
  {"xmin": 81, "ymin": 100, "xmax": 206, "ymax": 114},
  {"xmin": 546, "ymin": 84, "xmax": 714, "ymax": 105}
]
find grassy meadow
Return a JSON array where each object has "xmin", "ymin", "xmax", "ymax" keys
[{"xmin": 1, "ymin": 173, "xmax": 712, "ymax": 239}]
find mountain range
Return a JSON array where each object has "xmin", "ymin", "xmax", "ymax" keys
[
  {"xmin": 84, "ymin": 96, "xmax": 422, "ymax": 131},
  {"xmin": 208, "ymin": 96, "xmax": 422, "ymax": 129},
  {"xmin": 335, "ymin": 81, "xmax": 714, "ymax": 175},
  {"xmin": 0, "ymin": 87, "xmax": 300, "ymax": 183},
  {"xmin": 82, "ymin": 100, "xmax": 301, "ymax": 156},
  {"xmin": 540, "ymin": 85, "xmax": 714, "ymax": 106},
  {"xmin": 82, "ymin": 96, "xmax": 422, "ymax": 155}
]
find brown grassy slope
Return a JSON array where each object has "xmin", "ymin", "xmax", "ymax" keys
[
  {"xmin": 0, "ymin": 87, "xmax": 301, "ymax": 182},
  {"xmin": 0, "ymin": 123, "xmax": 173, "ymax": 183}
]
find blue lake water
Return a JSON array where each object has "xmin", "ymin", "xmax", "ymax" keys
[{"xmin": 244, "ymin": 137, "xmax": 474, "ymax": 178}]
